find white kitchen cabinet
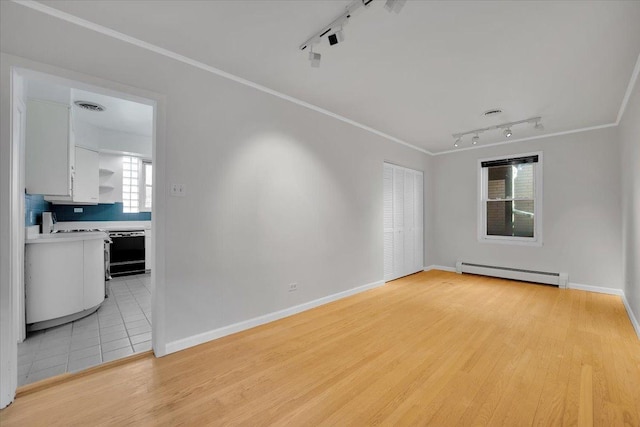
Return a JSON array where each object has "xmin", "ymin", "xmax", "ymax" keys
[
  {"xmin": 26, "ymin": 99, "xmax": 74, "ymax": 196},
  {"xmin": 25, "ymin": 240, "xmax": 84, "ymax": 324},
  {"xmin": 46, "ymin": 146, "xmax": 100, "ymax": 204},
  {"xmin": 83, "ymin": 238, "xmax": 105, "ymax": 309},
  {"xmin": 383, "ymin": 163, "xmax": 424, "ymax": 282},
  {"xmin": 25, "ymin": 235, "xmax": 105, "ymax": 328}
]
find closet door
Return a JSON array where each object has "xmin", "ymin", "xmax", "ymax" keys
[
  {"xmin": 403, "ymin": 169, "xmax": 415, "ymax": 274},
  {"xmin": 392, "ymin": 167, "xmax": 405, "ymax": 280},
  {"xmin": 414, "ymin": 171, "xmax": 424, "ymax": 272},
  {"xmin": 383, "ymin": 164, "xmax": 394, "ymax": 281},
  {"xmin": 383, "ymin": 163, "xmax": 424, "ymax": 282}
]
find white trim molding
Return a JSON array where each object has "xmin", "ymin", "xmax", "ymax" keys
[
  {"xmin": 11, "ymin": 2, "xmax": 640, "ymax": 158},
  {"xmin": 622, "ymin": 295, "xmax": 640, "ymax": 340},
  {"xmin": 165, "ymin": 279, "xmax": 385, "ymax": 354},
  {"xmin": 424, "ymin": 265, "xmax": 457, "ymax": 273},
  {"xmin": 567, "ymin": 282, "xmax": 624, "ymax": 296}
]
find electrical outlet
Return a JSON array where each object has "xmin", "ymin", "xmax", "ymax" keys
[
  {"xmin": 170, "ymin": 183, "xmax": 186, "ymax": 197},
  {"xmin": 288, "ymin": 283, "xmax": 298, "ymax": 292}
]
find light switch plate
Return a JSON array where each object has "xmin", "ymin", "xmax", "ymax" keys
[{"xmin": 170, "ymin": 183, "xmax": 186, "ymax": 197}]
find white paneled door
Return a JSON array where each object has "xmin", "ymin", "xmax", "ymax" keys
[{"xmin": 384, "ymin": 163, "xmax": 424, "ymax": 282}]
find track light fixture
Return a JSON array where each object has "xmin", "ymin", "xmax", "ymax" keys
[
  {"xmin": 308, "ymin": 48, "xmax": 321, "ymax": 68},
  {"xmin": 452, "ymin": 116, "xmax": 543, "ymax": 148},
  {"xmin": 300, "ymin": 0, "xmax": 408, "ymax": 67},
  {"xmin": 328, "ymin": 28, "xmax": 345, "ymax": 46}
]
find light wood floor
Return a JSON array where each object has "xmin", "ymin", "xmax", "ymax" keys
[{"xmin": 2, "ymin": 270, "xmax": 639, "ymax": 426}]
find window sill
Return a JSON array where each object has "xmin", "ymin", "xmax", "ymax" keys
[{"xmin": 478, "ymin": 237, "xmax": 543, "ymax": 247}]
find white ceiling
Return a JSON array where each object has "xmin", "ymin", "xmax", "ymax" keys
[
  {"xmin": 26, "ymin": 78, "xmax": 153, "ymax": 137},
  {"xmin": 37, "ymin": 0, "xmax": 640, "ymax": 153},
  {"xmin": 71, "ymin": 89, "xmax": 153, "ymax": 137}
]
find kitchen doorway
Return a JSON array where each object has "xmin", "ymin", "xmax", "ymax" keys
[{"xmin": 7, "ymin": 66, "xmax": 163, "ymax": 391}]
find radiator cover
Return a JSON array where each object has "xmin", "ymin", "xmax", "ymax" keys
[{"xmin": 455, "ymin": 261, "xmax": 568, "ymax": 288}]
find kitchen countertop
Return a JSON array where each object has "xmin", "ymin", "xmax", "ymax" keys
[
  {"xmin": 55, "ymin": 221, "xmax": 151, "ymax": 231},
  {"xmin": 26, "ymin": 231, "xmax": 108, "ymax": 244}
]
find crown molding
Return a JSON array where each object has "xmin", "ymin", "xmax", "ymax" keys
[
  {"xmin": 616, "ymin": 51, "xmax": 640, "ymax": 125},
  {"xmin": 12, "ymin": 0, "xmax": 430, "ymax": 156},
  {"xmin": 11, "ymin": 1, "xmax": 640, "ymax": 158}
]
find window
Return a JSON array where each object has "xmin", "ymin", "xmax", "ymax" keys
[
  {"xmin": 122, "ymin": 156, "xmax": 140, "ymax": 213},
  {"xmin": 122, "ymin": 157, "xmax": 152, "ymax": 213},
  {"xmin": 478, "ymin": 152, "xmax": 542, "ymax": 246},
  {"xmin": 141, "ymin": 161, "xmax": 152, "ymax": 211}
]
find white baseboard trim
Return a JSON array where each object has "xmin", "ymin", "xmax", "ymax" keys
[
  {"xmin": 424, "ymin": 265, "xmax": 457, "ymax": 273},
  {"xmin": 622, "ymin": 295, "xmax": 640, "ymax": 340},
  {"xmin": 165, "ymin": 279, "xmax": 385, "ymax": 355},
  {"xmin": 567, "ymin": 282, "xmax": 623, "ymax": 296}
]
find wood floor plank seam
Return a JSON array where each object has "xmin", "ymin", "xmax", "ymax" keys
[{"xmin": 1, "ymin": 270, "xmax": 639, "ymax": 426}]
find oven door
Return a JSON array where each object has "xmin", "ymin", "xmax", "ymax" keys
[{"xmin": 110, "ymin": 232, "xmax": 146, "ymax": 276}]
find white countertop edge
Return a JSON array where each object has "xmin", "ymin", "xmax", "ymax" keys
[
  {"xmin": 26, "ymin": 231, "xmax": 109, "ymax": 244},
  {"xmin": 54, "ymin": 220, "xmax": 152, "ymax": 231}
]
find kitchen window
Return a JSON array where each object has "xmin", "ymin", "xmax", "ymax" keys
[
  {"xmin": 141, "ymin": 161, "xmax": 152, "ymax": 211},
  {"xmin": 478, "ymin": 152, "xmax": 542, "ymax": 246},
  {"xmin": 122, "ymin": 156, "xmax": 152, "ymax": 213},
  {"xmin": 122, "ymin": 156, "xmax": 140, "ymax": 213}
]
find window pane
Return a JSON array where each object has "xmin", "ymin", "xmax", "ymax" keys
[
  {"xmin": 488, "ymin": 164, "xmax": 534, "ymax": 200},
  {"xmin": 514, "ymin": 200, "xmax": 535, "ymax": 237},
  {"xmin": 513, "ymin": 163, "xmax": 534, "ymax": 199},
  {"xmin": 145, "ymin": 164, "xmax": 152, "ymax": 186},
  {"xmin": 486, "ymin": 201, "xmax": 534, "ymax": 237},
  {"xmin": 487, "ymin": 165, "xmax": 511, "ymax": 199},
  {"xmin": 145, "ymin": 186, "xmax": 152, "ymax": 209}
]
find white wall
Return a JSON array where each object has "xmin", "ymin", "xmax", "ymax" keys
[
  {"xmin": 0, "ymin": 1, "xmax": 431, "ymax": 356},
  {"xmin": 431, "ymin": 128, "xmax": 622, "ymax": 290},
  {"xmin": 619, "ymin": 81, "xmax": 640, "ymax": 329}
]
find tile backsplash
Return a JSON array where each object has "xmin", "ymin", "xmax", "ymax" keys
[
  {"xmin": 24, "ymin": 194, "xmax": 151, "ymax": 224},
  {"xmin": 25, "ymin": 194, "xmax": 51, "ymax": 226},
  {"xmin": 51, "ymin": 203, "xmax": 151, "ymax": 222}
]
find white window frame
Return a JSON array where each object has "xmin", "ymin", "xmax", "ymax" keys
[
  {"xmin": 122, "ymin": 155, "xmax": 140, "ymax": 213},
  {"xmin": 140, "ymin": 160, "xmax": 152, "ymax": 213},
  {"xmin": 477, "ymin": 151, "xmax": 543, "ymax": 247}
]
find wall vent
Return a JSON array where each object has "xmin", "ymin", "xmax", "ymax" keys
[
  {"xmin": 74, "ymin": 101, "xmax": 106, "ymax": 112},
  {"xmin": 483, "ymin": 109, "xmax": 503, "ymax": 116}
]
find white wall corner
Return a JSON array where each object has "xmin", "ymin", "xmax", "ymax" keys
[
  {"xmin": 622, "ymin": 295, "xmax": 640, "ymax": 340},
  {"xmin": 165, "ymin": 279, "xmax": 385, "ymax": 355},
  {"xmin": 558, "ymin": 273, "xmax": 568, "ymax": 289},
  {"xmin": 567, "ymin": 282, "xmax": 623, "ymax": 296}
]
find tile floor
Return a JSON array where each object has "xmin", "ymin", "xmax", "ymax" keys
[{"xmin": 17, "ymin": 273, "xmax": 152, "ymax": 387}]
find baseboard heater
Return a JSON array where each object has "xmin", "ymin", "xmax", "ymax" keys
[{"xmin": 455, "ymin": 261, "xmax": 568, "ymax": 288}]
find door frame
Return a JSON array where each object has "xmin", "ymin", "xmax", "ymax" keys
[{"xmin": 0, "ymin": 52, "xmax": 168, "ymax": 408}]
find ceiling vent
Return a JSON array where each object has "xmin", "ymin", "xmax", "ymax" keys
[
  {"xmin": 483, "ymin": 109, "xmax": 503, "ymax": 117},
  {"xmin": 74, "ymin": 101, "xmax": 106, "ymax": 112}
]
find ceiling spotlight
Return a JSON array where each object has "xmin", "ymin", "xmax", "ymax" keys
[
  {"xmin": 309, "ymin": 50, "xmax": 321, "ymax": 68},
  {"xmin": 384, "ymin": 0, "xmax": 407, "ymax": 13},
  {"xmin": 328, "ymin": 29, "xmax": 345, "ymax": 46},
  {"xmin": 472, "ymin": 134, "xmax": 479, "ymax": 145},
  {"xmin": 454, "ymin": 137, "xmax": 461, "ymax": 148},
  {"xmin": 503, "ymin": 128, "xmax": 512, "ymax": 138},
  {"xmin": 534, "ymin": 120, "xmax": 544, "ymax": 131}
]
